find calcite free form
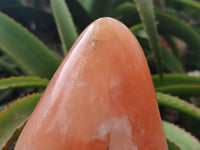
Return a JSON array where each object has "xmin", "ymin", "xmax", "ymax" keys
[{"xmin": 15, "ymin": 17, "xmax": 168, "ymax": 150}]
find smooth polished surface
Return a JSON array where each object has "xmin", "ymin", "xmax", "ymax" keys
[{"xmin": 15, "ymin": 17, "xmax": 168, "ymax": 150}]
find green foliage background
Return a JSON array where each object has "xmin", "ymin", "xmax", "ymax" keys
[{"xmin": 0, "ymin": 0, "xmax": 200, "ymax": 149}]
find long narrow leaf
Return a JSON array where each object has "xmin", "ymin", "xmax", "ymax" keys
[
  {"xmin": 156, "ymin": 12, "xmax": 200, "ymax": 69},
  {"xmin": 114, "ymin": 3, "xmax": 139, "ymax": 27},
  {"xmin": 156, "ymin": 85, "xmax": 200, "ymax": 97},
  {"xmin": 153, "ymin": 74, "xmax": 200, "ymax": 96},
  {"xmin": 116, "ymin": 3, "xmax": 200, "ymax": 69},
  {"xmin": 2, "ymin": 123, "xmax": 24, "ymax": 150},
  {"xmin": 0, "ymin": 6, "xmax": 57, "ymax": 32},
  {"xmin": 0, "ymin": 76, "xmax": 49, "ymax": 91},
  {"xmin": 167, "ymin": 140, "xmax": 181, "ymax": 150},
  {"xmin": 157, "ymin": 93, "xmax": 200, "ymax": 120},
  {"xmin": 134, "ymin": 0, "xmax": 163, "ymax": 78},
  {"xmin": 161, "ymin": 48, "xmax": 184, "ymax": 73},
  {"xmin": 175, "ymin": 0, "xmax": 200, "ymax": 11},
  {"xmin": 130, "ymin": 25, "xmax": 184, "ymax": 73},
  {"xmin": 163, "ymin": 35, "xmax": 181, "ymax": 60},
  {"xmin": 0, "ymin": 59, "xmax": 19, "ymax": 76},
  {"xmin": 0, "ymin": 12, "xmax": 61, "ymax": 79},
  {"xmin": 0, "ymin": 93, "xmax": 42, "ymax": 149},
  {"xmin": 0, "ymin": 0, "xmax": 21, "ymax": 6},
  {"xmin": 116, "ymin": 3, "xmax": 200, "ymax": 48},
  {"xmin": 156, "ymin": 12, "xmax": 200, "ymax": 48},
  {"xmin": 163, "ymin": 121, "xmax": 200, "ymax": 150},
  {"xmin": 153, "ymin": 74, "xmax": 200, "ymax": 88},
  {"xmin": 0, "ymin": 90, "xmax": 14, "ymax": 104},
  {"xmin": 78, "ymin": 0, "xmax": 113, "ymax": 19},
  {"xmin": 65, "ymin": 0, "xmax": 93, "ymax": 31},
  {"xmin": 50, "ymin": 0, "xmax": 78, "ymax": 55}
]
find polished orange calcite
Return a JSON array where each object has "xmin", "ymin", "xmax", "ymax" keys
[{"xmin": 15, "ymin": 17, "xmax": 168, "ymax": 150}]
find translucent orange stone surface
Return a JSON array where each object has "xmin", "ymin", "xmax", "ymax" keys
[{"xmin": 15, "ymin": 17, "xmax": 168, "ymax": 150}]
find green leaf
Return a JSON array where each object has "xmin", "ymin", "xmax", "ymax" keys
[
  {"xmin": 153, "ymin": 74, "xmax": 200, "ymax": 88},
  {"xmin": 167, "ymin": 140, "xmax": 181, "ymax": 150},
  {"xmin": 0, "ymin": 6, "xmax": 56, "ymax": 31},
  {"xmin": 0, "ymin": 11, "xmax": 61, "ymax": 79},
  {"xmin": 130, "ymin": 24, "xmax": 151, "ymax": 53},
  {"xmin": 2, "ymin": 123, "xmax": 24, "ymax": 150},
  {"xmin": 174, "ymin": 0, "xmax": 200, "ymax": 11},
  {"xmin": 116, "ymin": 3, "xmax": 200, "ymax": 67},
  {"xmin": 0, "ymin": 93, "xmax": 42, "ymax": 149},
  {"xmin": 0, "ymin": 90, "xmax": 14, "ymax": 104},
  {"xmin": 135, "ymin": 0, "xmax": 163, "ymax": 78},
  {"xmin": 156, "ymin": 12, "xmax": 200, "ymax": 69},
  {"xmin": 157, "ymin": 93, "xmax": 200, "ymax": 120},
  {"xmin": 130, "ymin": 23, "xmax": 144, "ymax": 35},
  {"xmin": 130, "ymin": 25, "xmax": 184, "ymax": 73},
  {"xmin": 0, "ymin": 76, "xmax": 49, "ymax": 91},
  {"xmin": 78, "ymin": 0, "xmax": 113, "ymax": 19},
  {"xmin": 65, "ymin": 0, "xmax": 93, "ymax": 31},
  {"xmin": 112, "ymin": 0, "xmax": 132, "ymax": 6},
  {"xmin": 156, "ymin": 85, "xmax": 200, "ymax": 97},
  {"xmin": 163, "ymin": 35, "xmax": 181, "ymax": 60},
  {"xmin": 153, "ymin": 74, "xmax": 200, "ymax": 96},
  {"xmin": 161, "ymin": 48, "xmax": 184, "ymax": 73},
  {"xmin": 0, "ymin": 58, "xmax": 19, "ymax": 76},
  {"xmin": 156, "ymin": 12, "xmax": 200, "ymax": 48},
  {"xmin": 120, "ymin": 2, "xmax": 200, "ymax": 47},
  {"xmin": 163, "ymin": 121, "xmax": 200, "ymax": 150},
  {"xmin": 115, "ymin": 3, "xmax": 140, "ymax": 27},
  {"xmin": 50, "ymin": 0, "xmax": 78, "ymax": 55},
  {"xmin": 0, "ymin": 0, "xmax": 21, "ymax": 6}
]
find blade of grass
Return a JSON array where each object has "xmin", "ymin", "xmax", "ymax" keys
[{"xmin": 50, "ymin": 0, "xmax": 78, "ymax": 55}]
